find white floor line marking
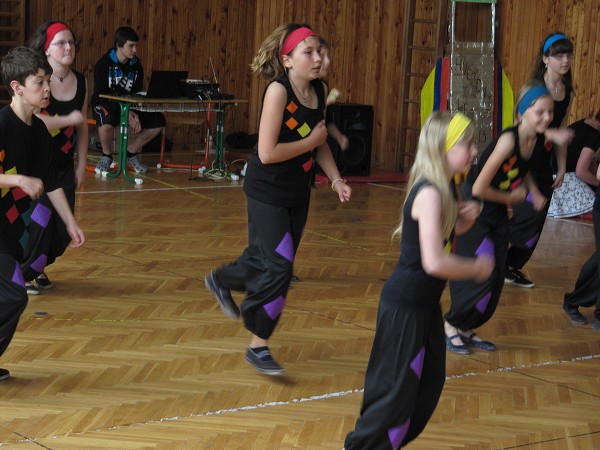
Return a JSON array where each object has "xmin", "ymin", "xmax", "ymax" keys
[
  {"xmin": 78, "ymin": 184, "xmax": 243, "ymax": 195},
  {"xmin": 10, "ymin": 352, "xmax": 597, "ymax": 445},
  {"xmin": 367, "ymin": 182, "xmax": 406, "ymax": 191}
]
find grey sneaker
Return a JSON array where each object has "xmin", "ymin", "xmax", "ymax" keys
[
  {"xmin": 26, "ymin": 282, "xmax": 40, "ymax": 296},
  {"xmin": 0, "ymin": 368, "xmax": 10, "ymax": 381},
  {"xmin": 127, "ymin": 155, "xmax": 147, "ymax": 174},
  {"xmin": 244, "ymin": 347, "xmax": 285, "ymax": 375},
  {"xmin": 95, "ymin": 155, "xmax": 112, "ymax": 173},
  {"xmin": 204, "ymin": 271, "xmax": 240, "ymax": 320}
]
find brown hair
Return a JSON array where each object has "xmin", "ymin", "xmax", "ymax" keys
[{"xmin": 250, "ymin": 23, "xmax": 312, "ymax": 81}]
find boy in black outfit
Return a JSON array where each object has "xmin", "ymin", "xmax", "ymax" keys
[
  {"xmin": 0, "ymin": 47, "xmax": 85, "ymax": 381},
  {"xmin": 91, "ymin": 26, "xmax": 165, "ymax": 174}
]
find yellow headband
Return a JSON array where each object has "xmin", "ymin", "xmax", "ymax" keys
[{"xmin": 445, "ymin": 113, "xmax": 472, "ymax": 153}]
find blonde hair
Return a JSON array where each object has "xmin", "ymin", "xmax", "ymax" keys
[
  {"xmin": 393, "ymin": 111, "xmax": 474, "ymax": 240},
  {"xmin": 513, "ymin": 80, "xmax": 551, "ymax": 123},
  {"xmin": 250, "ymin": 23, "xmax": 312, "ymax": 81}
]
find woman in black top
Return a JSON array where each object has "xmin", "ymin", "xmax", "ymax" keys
[
  {"xmin": 22, "ymin": 21, "xmax": 89, "ymax": 293},
  {"xmin": 506, "ymin": 33, "xmax": 575, "ymax": 287}
]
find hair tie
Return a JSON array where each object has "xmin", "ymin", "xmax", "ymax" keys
[
  {"xmin": 44, "ymin": 22, "xmax": 70, "ymax": 52},
  {"xmin": 543, "ymin": 33, "xmax": 567, "ymax": 53},
  {"xmin": 445, "ymin": 113, "xmax": 472, "ymax": 153},
  {"xmin": 518, "ymin": 84, "xmax": 550, "ymax": 116},
  {"xmin": 281, "ymin": 27, "xmax": 315, "ymax": 56}
]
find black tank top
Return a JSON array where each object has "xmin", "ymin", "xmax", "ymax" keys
[
  {"xmin": 243, "ymin": 76, "xmax": 325, "ymax": 207},
  {"xmin": 381, "ymin": 179, "xmax": 451, "ymax": 307},
  {"xmin": 42, "ymin": 70, "xmax": 86, "ymax": 167}
]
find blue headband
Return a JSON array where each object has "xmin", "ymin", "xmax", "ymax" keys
[
  {"xmin": 543, "ymin": 33, "xmax": 568, "ymax": 53},
  {"xmin": 518, "ymin": 85, "xmax": 550, "ymax": 115}
]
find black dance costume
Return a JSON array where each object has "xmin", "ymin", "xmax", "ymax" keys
[
  {"xmin": 563, "ymin": 185, "xmax": 600, "ymax": 321},
  {"xmin": 506, "ymin": 86, "xmax": 571, "ymax": 270},
  {"xmin": 447, "ymin": 126, "xmax": 540, "ymax": 331},
  {"xmin": 0, "ymin": 106, "xmax": 60, "ymax": 362},
  {"xmin": 20, "ymin": 70, "xmax": 86, "ymax": 280},
  {"xmin": 213, "ymin": 76, "xmax": 324, "ymax": 340},
  {"xmin": 345, "ymin": 179, "xmax": 450, "ymax": 450}
]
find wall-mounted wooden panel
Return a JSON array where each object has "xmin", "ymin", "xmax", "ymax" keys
[{"xmin": 22, "ymin": 0, "xmax": 600, "ymax": 172}]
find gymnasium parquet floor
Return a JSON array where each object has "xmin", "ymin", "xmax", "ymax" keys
[{"xmin": 1, "ymin": 150, "xmax": 599, "ymax": 449}]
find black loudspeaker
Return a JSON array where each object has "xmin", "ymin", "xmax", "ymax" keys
[{"xmin": 326, "ymin": 103, "xmax": 374, "ymax": 176}]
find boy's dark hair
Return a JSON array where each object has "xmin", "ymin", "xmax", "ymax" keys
[
  {"xmin": 1, "ymin": 47, "xmax": 52, "ymax": 96},
  {"xmin": 114, "ymin": 26, "xmax": 139, "ymax": 48}
]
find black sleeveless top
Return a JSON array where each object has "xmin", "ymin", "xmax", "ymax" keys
[
  {"xmin": 381, "ymin": 179, "xmax": 451, "ymax": 307},
  {"xmin": 550, "ymin": 84, "xmax": 571, "ymax": 129},
  {"xmin": 41, "ymin": 70, "xmax": 86, "ymax": 168},
  {"xmin": 243, "ymin": 76, "xmax": 325, "ymax": 207},
  {"xmin": 533, "ymin": 84, "xmax": 572, "ymax": 175},
  {"xmin": 466, "ymin": 126, "xmax": 538, "ymax": 213}
]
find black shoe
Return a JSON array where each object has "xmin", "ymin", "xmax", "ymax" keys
[
  {"xmin": 35, "ymin": 272, "xmax": 53, "ymax": 289},
  {"xmin": 460, "ymin": 332, "xmax": 496, "ymax": 351},
  {"xmin": 505, "ymin": 269, "xmax": 534, "ymax": 288},
  {"xmin": 244, "ymin": 347, "xmax": 285, "ymax": 375},
  {"xmin": 445, "ymin": 334, "xmax": 470, "ymax": 355},
  {"xmin": 291, "ymin": 275, "xmax": 301, "ymax": 283},
  {"xmin": 592, "ymin": 317, "xmax": 600, "ymax": 330},
  {"xmin": 25, "ymin": 282, "xmax": 40, "ymax": 296},
  {"xmin": 562, "ymin": 303, "xmax": 588, "ymax": 325},
  {"xmin": 204, "ymin": 271, "xmax": 240, "ymax": 320},
  {"xmin": 0, "ymin": 368, "xmax": 10, "ymax": 381}
]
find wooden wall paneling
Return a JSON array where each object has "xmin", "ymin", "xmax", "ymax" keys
[
  {"xmin": 375, "ymin": 1, "xmax": 403, "ymax": 168},
  {"xmin": 23, "ymin": 0, "xmax": 600, "ymax": 174},
  {"xmin": 331, "ymin": 0, "xmax": 349, "ymax": 107},
  {"xmin": 496, "ymin": 0, "xmax": 599, "ymax": 129},
  {"xmin": 571, "ymin": 0, "xmax": 599, "ymax": 120}
]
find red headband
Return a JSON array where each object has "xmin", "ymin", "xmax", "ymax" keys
[
  {"xmin": 44, "ymin": 23, "xmax": 70, "ymax": 52},
  {"xmin": 281, "ymin": 27, "xmax": 315, "ymax": 56}
]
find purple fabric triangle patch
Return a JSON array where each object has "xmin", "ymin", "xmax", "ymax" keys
[
  {"xmin": 31, "ymin": 202, "xmax": 52, "ymax": 228},
  {"xmin": 31, "ymin": 253, "xmax": 48, "ymax": 273},
  {"xmin": 525, "ymin": 233, "xmax": 539, "ymax": 249},
  {"xmin": 475, "ymin": 236, "xmax": 494, "ymax": 258},
  {"xmin": 11, "ymin": 262, "xmax": 24, "ymax": 287},
  {"xmin": 388, "ymin": 418, "xmax": 410, "ymax": 449},
  {"xmin": 275, "ymin": 232, "xmax": 294, "ymax": 262},
  {"xmin": 476, "ymin": 291, "xmax": 492, "ymax": 314},
  {"xmin": 410, "ymin": 346, "xmax": 425, "ymax": 378},
  {"xmin": 263, "ymin": 295, "xmax": 285, "ymax": 320}
]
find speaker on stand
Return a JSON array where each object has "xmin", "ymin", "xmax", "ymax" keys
[{"xmin": 326, "ymin": 103, "xmax": 374, "ymax": 176}]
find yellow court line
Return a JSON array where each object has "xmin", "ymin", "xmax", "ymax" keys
[
  {"xmin": 306, "ymin": 230, "xmax": 389, "ymax": 256},
  {"xmin": 136, "ymin": 173, "xmax": 214, "ymax": 200}
]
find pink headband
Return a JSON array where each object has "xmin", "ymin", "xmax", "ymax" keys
[
  {"xmin": 44, "ymin": 23, "xmax": 70, "ymax": 51},
  {"xmin": 281, "ymin": 27, "xmax": 315, "ymax": 56}
]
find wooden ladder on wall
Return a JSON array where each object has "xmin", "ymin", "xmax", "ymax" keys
[
  {"xmin": 0, "ymin": 0, "xmax": 25, "ymax": 105},
  {"xmin": 397, "ymin": 0, "xmax": 449, "ymax": 172}
]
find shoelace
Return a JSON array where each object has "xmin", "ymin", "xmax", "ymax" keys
[{"xmin": 254, "ymin": 350, "xmax": 273, "ymax": 361}]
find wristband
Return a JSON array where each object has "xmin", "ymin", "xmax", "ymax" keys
[{"xmin": 331, "ymin": 177, "xmax": 345, "ymax": 191}]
